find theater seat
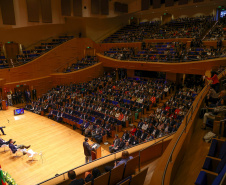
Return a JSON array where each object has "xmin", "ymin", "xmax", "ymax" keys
[
  {"xmin": 195, "ymin": 165, "xmax": 226, "ymax": 185},
  {"xmin": 208, "ymin": 139, "xmax": 218, "ymax": 157},
  {"xmin": 195, "ymin": 171, "xmax": 207, "ymax": 185}
]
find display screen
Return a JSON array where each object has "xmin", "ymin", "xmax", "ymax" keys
[
  {"xmin": 14, "ymin": 108, "xmax": 24, "ymax": 115},
  {"xmin": 220, "ymin": 10, "xmax": 226, "ymax": 18}
]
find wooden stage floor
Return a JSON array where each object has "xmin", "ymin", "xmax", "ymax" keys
[{"xmin": 0, "ymin": 107, "xmax": 110, "ymax": 185}]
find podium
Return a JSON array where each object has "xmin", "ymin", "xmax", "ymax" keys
[
  {"xmin": 91, "ymin": 143, "xmax": 101, "ymax": 160},
  {"xmin": 2, "ymin": 100, "xmax": 8, "ymax": 110}
]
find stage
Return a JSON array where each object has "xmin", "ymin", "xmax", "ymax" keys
[{"xmin": 0, "ymin": 107, "xmax": 110, "ymax": 185}]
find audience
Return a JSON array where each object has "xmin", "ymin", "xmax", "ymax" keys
[
  {"xmin": 105, "ymin": 151, "xmax": 133, "ymax": 172},
  {"xmin": 103, "ymin": 16, "xmax": 214, "ymax": 43},
  {"xmin": 67, "ymin": 170, "xmax": 85, "ymax": 185},
  {"xmin": 63, "ymin": 56, "xmax": 99, "ymax": 73},
  {"xmin": 84, "ymin": 168, "xmax": 101, "ymax": 185}
]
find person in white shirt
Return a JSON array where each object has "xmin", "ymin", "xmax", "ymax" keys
[
  {"xmin": 115, "ymin": 111, "xmax": 120, "ymax": 119},
  {"xmin": 7, "ymin": 92, "xmax": 12, "ymax": 106},
  {"xmin": 141, "ymin": 122, "xmax": 148, "ymax": 131}
]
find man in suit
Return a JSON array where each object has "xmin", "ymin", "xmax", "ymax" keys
[
  {"xmin": 85, "ymin": 122, "xmax": 93, "ymax": 136},
  {"xmin": 83, "ymin": 137, "xmax": 92, "ymax": 163},
  {"xmin": 94, "ymin": 128, "xmax": 106, "ymax": 144},
  {"xmin": 0, "ymin": 137, "xmax": 11, "ymax": 146},
  {"xmin": 48, "ymin": 109, "xmax": 54, "ymax": 119},
  {"xmin": 122, "ymin": 130, "xmax": 129, "ymax": 141},
  {"xmin": 109, "ymin": 135, "xmax": 120, "ymax": 153},
  {"xmin": 81, "ymin": 121, "xmax": 90, "ymax": 135},
  {"xmin": 140, "ymin": 130, "xmax": 148, "ymax": 141},
  {"xmin": 32, "ymin": 88, "xmax": 37, "ymax": 100},
  {"xmin": 137, "ymin": 119, "xmax": 144, "ymax": 129},
  {"xmin": 127, "ymin": 134, "xmax": 134, "ymax": 145},
  {"xmin": 67, "ymin": 170, "xmax": 84, "ymax": 185},
  {"xmin": 134, "ymin": 127, "xmax": 142, "ymax": 138},
  {"xmin": 8, "ymin": 139, "xmax": 30, "ymax": 155},
  {"xmin": 0, "ymin": 126, "xmax": 6, "ymax": 135}
]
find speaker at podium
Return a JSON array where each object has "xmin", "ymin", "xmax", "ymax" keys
[{"xmin": 91, "ymin": 143, "xmax": 101, "ymax": 160}]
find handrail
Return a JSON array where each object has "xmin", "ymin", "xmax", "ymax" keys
[
  {"xmin": 161, "ymin": 69, "xmax": 226, "ymax": 185},
  {"xmin": 94, "ymin": 23, "xmax": 124, "ymax": 43},
  {"xmin": 37, "ymin": 133, "xmax": 174, "ymax": 185},
  {"xmin": 25, "ymin": 36, "xmax": 54, "ymax": 50},
  {"xmin": 140, "ymin": 132, "xmax": 175, "ymax": 152},
  {"xmin": 202, "ymin": 20, "xmax": 218, "ymax": 41},
  {"xmin": 55, "ymin": 57, "xmax": 78, "ymax": 72}
]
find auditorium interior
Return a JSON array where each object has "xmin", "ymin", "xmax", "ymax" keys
[{"xmin": 0, "ymin": 0, "xmax": 226, "ymax": 185}]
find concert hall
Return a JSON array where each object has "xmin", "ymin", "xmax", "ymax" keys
[{"xmin": 0, "ymin": 0, "xmax": 226, "ymax": 185}]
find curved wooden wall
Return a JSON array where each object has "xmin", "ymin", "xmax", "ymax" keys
[
  {"xmin": 51, "ymin": 63, "xmax": 104, "ymax": 86},
  {"xmin": 3, "ymin": 63, "xmax": 104, "ymax": 97},
  {"xmin": 97, "ymin": 53, "xmax": 226, "ymax": 75},
  {"xmin": 150, "ymin": 70, "xmax": 226, "ymax": 185},
  {"xmin": 0, "ymin": 38, "xmax": 96, "ymax": 83},
  {"xmin": 95, "ymin": 42, "xmax": 142, "ymax": 53}
]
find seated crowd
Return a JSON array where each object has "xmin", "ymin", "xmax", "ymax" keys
[
  {"xmin": 63, "ymin": 56, "xmax": 99, "ymax": 73},
  {"xmin": 24, "ymin": 76, "xmax": 175, "ymax": 148},
  {"xmin": 205, "ymin": 15, "xmax": 226, "ymax": 41},
  {"xmin": 23, "ymin": 74, "xmax": 200, "ymax": 154},
  {"xmin": 16, "ymin": 35, "xmax": 74, "ymax": 65},
  {"xmin": 68, "ymin": 151, "xmax": 136, "ymax": 185},
  {"xmin": 104, "ymin": 40, "xmax": 226, "ymax": 62},
  {"xmin": 102, "ymin": 16, "xmax": 214, "ymax": 43},
  {"xmin": 108, "ymin": 85, "xmax": 198, "ymax": 153}
]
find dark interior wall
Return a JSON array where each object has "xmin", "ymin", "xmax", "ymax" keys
[{"xmin": 0, "ymin": 18, "xmax": 86, "ymax": 47}]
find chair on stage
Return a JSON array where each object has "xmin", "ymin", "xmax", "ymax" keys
[
  {"xmin": 26, "ymin": 149, "xmax": 42, "ymax": 162},
  {"xmin": 0, "ymin": 144, "xmax": 8, "ymax": 152},
  {"xmin": 9, "ymin": 148, "xmax": 24, "ymax": 157}
]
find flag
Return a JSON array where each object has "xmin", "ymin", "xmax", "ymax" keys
[{"xmin": 0, "ymin": 165, "xmax": 6, "ymax": 185}]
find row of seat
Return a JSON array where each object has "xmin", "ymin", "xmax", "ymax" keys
[
  {"xmin": 195, "ymin": 139, "xmax": 226, "ymax": 185},
  {"xmin": 84, "ymin": 156, "xmax": 148, "ymax": 185}
]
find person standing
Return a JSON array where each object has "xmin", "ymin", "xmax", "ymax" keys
[
  {"xmin": 7, "ymin": 92, "xmax": 12, "ymax": 106},
  {"xmin": 83, "ymin": 137, "xmax": 92, "ymax": 163},
  {"xmin": 32, "ymin": 88, "xmax": 37, "ymax": 100}
]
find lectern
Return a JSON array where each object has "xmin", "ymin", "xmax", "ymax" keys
[
  {"xmin": 91, "ymin": 143, "xmax": 101, "ymax": 160},
  {"xmin": 2, "ymin": 100, "xmax": 8, "ymax": 110}
]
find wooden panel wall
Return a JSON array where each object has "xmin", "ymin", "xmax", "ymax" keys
[
  {"xmin": 3, "ymin": 63, "xmax": 103, "ymax": 98},
  {"xmin": 41, "ymin": 0, "xmax": 52, "ymax": 23},
  {"xmin": 178, "ymin": 0, "xmax": 188, "ymax": 5},
  {"xmin": 100, "ymin": 0, "xmax": 109, "ymax": 15},
  {"xmin": 73, "ymin": 0, "xmax": 82, "ymax": 17},
  {"xmin": 0, "ymin": 38, "xmax": 96, "ymax": 83},
  {"xmin": 61, "ymin": 0, "xmax": 71, "ymax": 16},
  {"xmin": 51, "ymin": 63, "xmax": 104, "ymax": 86},
  {"xmin": 96, "ymin": 42, "xmax": 142, "ymax": 53},
  {"xmin": 165, "ymin": 0, "xmax": 174, "ymax": 7},
  {"xmin": 153, "ymin": 0, "xmax": 161, "ymax": 9},
  {"xmin": 141, "ymin": 0, "xmax": 150, "ymax": 11},
  {"xmin": 97, "ymin": 53, "xmax": 226, "ymax": 75},
  {"xmin": 0, "ymin": 0, "xmax": 16, "ymax": 25},
  {"xmin": 26, "ymin": 0, "xmax": 40, "ymax": 22},
  {"xmin": 91, "ymin": 0, "xmax": 100, "ymax": 14},
  {"xmin": 3, "ymin": 76, "xmax": 52, "ymax": 98}
]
